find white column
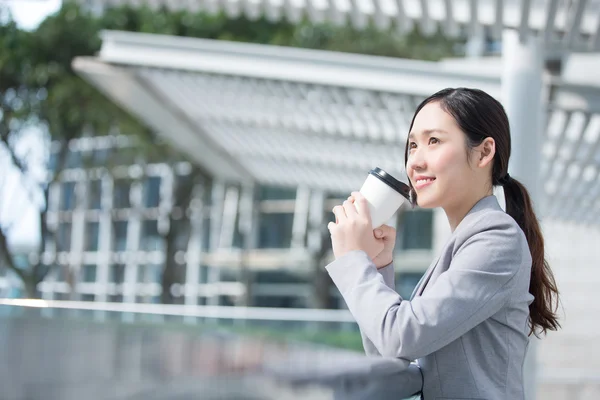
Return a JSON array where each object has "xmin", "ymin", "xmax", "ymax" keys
[
  {"xmin": 42, "ymin": 181, "xmax": 61, "ymax": 301},
  {"xmin": 238, "ymin": 184, "xmax": 257, "ymax": 307},
  {"xmin": 95, "ymin": 175, "xmax": 113, "ymax": 304},
  {"xmin": 123, "ymin": 182, "xmax": 142, "ymax": 305},
  {"xmin": 502, "ymin": 29, "xmax": 545, "ymax": 201},
  {"xmin": 291, "ymin": 186, "xmax": 310, "ymax": 249},
  {"xmin": 207, "ymin": 180, "xmax": 226, "ymax": 306},
  {"xmin": 501, "ymin": 29, "xmax": 545, "ymax": 400},
  {"xmin": 184, "ymin": 183, "xmax": 205, "ymax": 307},
  {"xmin": 70, "ymin": 179, "xmax": 88, "ymax": 301}
]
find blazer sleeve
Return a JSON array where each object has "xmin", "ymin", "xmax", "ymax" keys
[
  {"xmin": 326, "ymin": 222, "xmax": 524, "ymax": 360},
  {"xmin": 360, "ymin": 262, "xmax": 395, "ymax": 356}
]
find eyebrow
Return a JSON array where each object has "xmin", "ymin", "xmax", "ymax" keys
[{"xmin": 408, "ymin": 129, "xmax": 448, "ymax": 139}]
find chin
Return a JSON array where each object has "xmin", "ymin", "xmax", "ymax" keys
[{"xmin": 415, "ymin": 194, "xmax": 440, "ymax": 209}]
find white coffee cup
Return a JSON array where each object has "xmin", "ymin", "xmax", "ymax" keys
[{"xmin": 358, "ymin": 167, "xmax": 411, "ymax": 228}]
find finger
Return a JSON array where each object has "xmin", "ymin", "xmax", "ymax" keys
[
  {"xmin": 332, "ymin": 205, "xmax": 347, "ymax": 223},
  {"xmin": 342, "ymin": 199, "xmax": 358, "ymax": 218},
  {"xmin": 376, "ymin": 224, "xmax": 396, "ymax": 240},
  {"xmin": 374, "ymin": 228, "xmax": 383, "ymax": 238},
  {"xmin": 350, "ymin": 191, "xmax": 371, "ymax": 222},
  {"xmin": 327, "ymin": 222, "xmax": 337, "ymax": 233}
]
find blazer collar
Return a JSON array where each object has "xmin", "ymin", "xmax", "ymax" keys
[
  {"xmin": 453, "ymin": 195, "xmax": 503, "ymax": 236},
  {"xmin": 410, "ymin": 195, "xmax": 502, "ymax": 299}
]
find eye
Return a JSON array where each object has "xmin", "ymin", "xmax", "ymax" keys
[
  {"xmin": 429, "ymin": 137, "xmax": 440, "ymax": 145},
  {"xmin": 408, "ymin": 142, "xmax": 417, "ymax": 150}
]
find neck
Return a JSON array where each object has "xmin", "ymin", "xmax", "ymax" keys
[{"xmin": 444, "ymin": 192, "xmax": 492, "ymax": 232}]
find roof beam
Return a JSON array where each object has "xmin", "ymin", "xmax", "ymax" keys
[
  {"xmin": 97, "ymin": 30, "xmax": 502, "ymax": 98},
  {"xmin": 72, "ymin": 57, "xmax": 254, "ymax": 183}
]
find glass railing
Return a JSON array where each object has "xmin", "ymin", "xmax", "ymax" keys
[{"xmin": 0, "ymin": 299, "xmax": 422, "ymax": 400}]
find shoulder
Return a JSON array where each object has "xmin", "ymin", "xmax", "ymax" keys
[
  {"xmin": 457, "ymin": 207, "xmax": 523, "ymax": 243},
  {"xmin": 451, "ymin": 208, "xmax": 529, "ymax": 272}
]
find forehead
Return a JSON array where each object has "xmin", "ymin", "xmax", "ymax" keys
[{"xmin": 410, "ymin": 101, "xmax": 461, "ymax": 135}]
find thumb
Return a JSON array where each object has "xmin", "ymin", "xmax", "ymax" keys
[{"xmin": 375, "ymin": 224, "xmax": 395, "ymax": 238}]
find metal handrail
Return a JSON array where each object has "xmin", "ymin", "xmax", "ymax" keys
[{"xmin": 0, "ymin": 298, "xmax": 356, "ymax": 322}]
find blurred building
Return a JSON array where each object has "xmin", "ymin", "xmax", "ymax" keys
[
  {"xmin": 38, "ymin": 135, "xmax": 434, "ymax": 307},
  {"xmin": 28, "ymin": 0, "xmax": 600, "ymax": 398}
]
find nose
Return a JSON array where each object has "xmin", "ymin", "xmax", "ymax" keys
[{"xmin": 407, "ymin": 147, "xmax": 426, "ymax": 172}]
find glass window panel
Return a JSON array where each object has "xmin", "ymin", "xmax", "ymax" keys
[
  {"xmin": 65, "ymin": 150, "xmax": 81, "ymax": 169},
  {"xmin": 60, "ymin": 182, "xmax": 76, "ymax": 211},
  {"xmin": 88, "ymin": 179, "xmax": 102, "ymax": 210},
  {"xmin": 92, "ymin": 148, "xmax": 109, "ymax": 166},
  {"xmin": 56, "ymin": 222, "xmax": 72, "ymax": 252},
  {"xmin": 400, "ymin": 210, "xmax": 433, "ymax": 250},
  {"xmin": 258, "ymin": 213, "xmax": 294, "ymax": 249},
  {"xmin": 138, "ymin": 264, "xmax": 162, "ymax": 284},
  {"xmin": 141, "ymin": 220, "xmax": 161, "ymax": 251},
  {"xmin": 81, "ymin": 294, "xmax": 95, "ymax": 302},
  {"xmin": 48, "ymin": 151, "xmax": 58, "ymax": 173},
  {"xmin": 113, "ymin": 180, "xmax": 131, "ymax": 209},
  {"xmin": 253, "ymin": 296, "xmax": 306, "ymax": 308},
  {"xmin": 258, "ymin": 186, "xmax": 297, "ymax": 201},
  {"xmin": 108, "ymin": 294, "xmax": 123, "ymax": 303},
  {"xmin": 110, "ymin": 264, "xmax": 125, "ymax": 284},
  {"xmin": 81, "ymin": 264, "xmax": 97, "ymax": 283},
  {"xmin": 143, "ymin": 176, "xmax": 161, "ymax": 208},
  {"xmin": 85, "ymin": 222, "xmax": 99, "ymax": 251},
  {"xmin": 112, "ymin": 221, "xmax": 128, "ymax": 251}
]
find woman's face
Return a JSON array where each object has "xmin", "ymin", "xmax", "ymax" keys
[{"xmin": 406, "ymin": 101, "xmax": 480, "ymax": 210}]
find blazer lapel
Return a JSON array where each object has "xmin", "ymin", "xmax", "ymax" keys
[{"xmin": 408, "ymin": 196, "xmax": 502, "ymax": 300}]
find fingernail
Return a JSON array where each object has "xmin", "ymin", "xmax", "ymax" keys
[{"xmin": 374, "ymin": 229, "xmax": 382, "ymax": 236}]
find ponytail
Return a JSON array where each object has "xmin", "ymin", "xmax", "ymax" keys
[{"xmin": 502, "ymin": 176, "xmax": 561, "ymax": 337}]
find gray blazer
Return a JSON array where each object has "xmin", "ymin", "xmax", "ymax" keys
[{"xmin": 326, "ymin": 195, "xmax": 534, "ymax": 400}]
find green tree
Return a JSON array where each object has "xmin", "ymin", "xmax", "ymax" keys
[{"xmin": 0, "ymin": 2, "xmax": 458, "ymax": 299}]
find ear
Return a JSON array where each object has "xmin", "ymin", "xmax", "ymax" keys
[{"xmin": 474, "ymin": 137, "xmax": 496, "ymax": 168}]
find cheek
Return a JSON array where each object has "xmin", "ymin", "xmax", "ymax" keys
[{"xmin": 429, "ymin": 147, "xmax": 464, "ymax": 174}]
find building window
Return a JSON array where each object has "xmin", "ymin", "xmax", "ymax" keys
[
  {"xmin": 60, "ymin": 182, "xmax": 76, "ymax": 211},
  {"xmin": 258, "ymin": 186, "xmax": 297, "ymax": 201},
  {"xmin": 88, "ymin": 179, "xmax": 102, "ymax": 210},
  {"xmin": 92, "ymin": 148, "xmax": 109, "ymax": 166},
  {"xmin": 110, "ymin": 264, "xmax": 125, "ymax": 284},
  {"xmin": 113, "ymin": 180, "xmax": 131, "ymax": 209},
  {"xmin": 56, "ymin": 222, "xmax": 72, "ymax": 252},
  {"xmin": 65, "ymin": 150, "xmax": 81, "ymax": 169},
  {"xmin": 400, "ymin": 209, "xmax": 433, "ymax": 250},
  {"xmin": 112, "ymin": 220, "xmax": 128, "ymax": 251},
  {"xmin": 141, "ymin": 219, "xmax": 161, "ymax": 251},
  {"xmin": 85, "ymin": 222, "xmax": 100, "ymax": 251},
  {"xmin": 258, "ymin": 212, "xmax": 294, "ymax": 248},
  {"xmin": 143, "ymin": 176, "xmax": 161, "ymax": 208},
  {"xmin": 396, "ymin": 272, "xmax": 423, "ymax": 299},
  {"xmin": 81, "ymin": 264, "xmax": 97, "ymax": 283},
  {"xmin": 138, "ymin": 264, "xmax": 161, "ymax": 284}
]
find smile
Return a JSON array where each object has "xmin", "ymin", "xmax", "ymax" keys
[{"xmin": 414, "ymin": 178, "xmax": 436, "ymax": 189}]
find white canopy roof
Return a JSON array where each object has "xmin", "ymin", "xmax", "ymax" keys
[
  {"xmin": 73, "ymin": 30, "xmax": 600, "ymax": 224},
  {"xmin": 88, "ymin": 0, "xmax": 600, "ymax": 52}
]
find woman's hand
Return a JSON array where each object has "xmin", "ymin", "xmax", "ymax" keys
[
  {"xmin": 327, "ymin": 192, "xmax": 384, "ymax": 261},
  {"xmin": 371, "ymin": 224, "xmax": 397, "ymax": 269}
]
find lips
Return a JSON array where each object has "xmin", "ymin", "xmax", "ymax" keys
[{"xmin": 413, "ymin": 176, "xmax": 436, "ymax": 189}]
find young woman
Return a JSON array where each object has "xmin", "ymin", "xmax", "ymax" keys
[{"xmin": 326, "ymin": 88, "xmax": 560, "ymax": 399}]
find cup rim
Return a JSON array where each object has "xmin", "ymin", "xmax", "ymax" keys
[{"xmin": 369, "ymin": 168, "xmax": 411, "ymax": 201}]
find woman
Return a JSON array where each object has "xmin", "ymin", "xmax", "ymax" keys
[{"xmin": 326, "ymin": 88, "xmax": 560, "ymax": 399}]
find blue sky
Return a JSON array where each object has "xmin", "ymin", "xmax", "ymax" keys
[{"xmin": 4, "ymin": 0, "xmax": 62, "ymax": 30}]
